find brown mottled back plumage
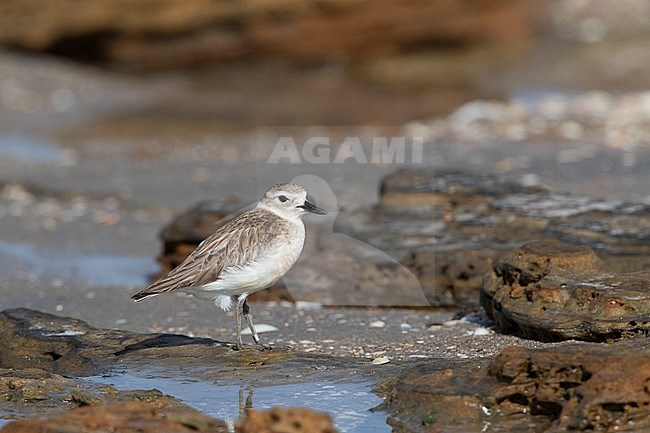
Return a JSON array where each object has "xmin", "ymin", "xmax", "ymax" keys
[{"xmin": 132, "ymin": 207, "xmax": 286, "ymax": 301}]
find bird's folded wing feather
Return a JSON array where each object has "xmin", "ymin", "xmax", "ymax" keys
[{"xmin": 132, "ymin": 209, "xmax": 280, "ymax": 300}]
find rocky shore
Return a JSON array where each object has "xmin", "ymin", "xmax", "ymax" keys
[
  {"xmin": 1, "ymin": 167, "xmax": 649, "ymax": 432},
  {"xmin": 0, "ymin": 1, "xmax": 649, "ymax": 430}
]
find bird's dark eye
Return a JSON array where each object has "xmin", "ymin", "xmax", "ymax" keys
[{"xmin": 278, "ymin": 195, "xmax": 289, "ymax": 202}]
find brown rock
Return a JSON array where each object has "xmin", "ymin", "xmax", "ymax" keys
[
  {"xmin": 403, "ymin": 247, "xmax": 494, "ymax": 309},
  {"xmin": 337, "ymin": 169, "xmax": 650, "ymax": 313},
  {"xmin": 0, "ymin": 307, "xmax": 231, "ymax": 376},
  {"xmin": 378, "ymin": 340, "xmax": 650, "ymax": 433},
  {"xmin": 378, "ymin": 168, "xmax": 449, "ymax": 211},
  {"xmin": 377, "ymin": 168, "xmax": 535, "ymax": 212},
  {"xmin": 481, "ymin": 240, "xmax": 650, "ymax": 341},
  {"xmin": 0, "ymin": 368, "xmax": 67, "ymax": 404},
  {"xmin": 0, "ymin": 0, "xmax": 537, "ymax": 68},
  {"xmin": 489, "ymin": 343, "xmax": 650, "ymax": 432},
  {"xmin": 1, "ymin": 401, "xmax": 228, "ymax": 433},
  {"xmin": 0, "ymin": 367, "xmax": 203, "ymax": 421},
  {"xmin": 0, "ymin": 310, "xmax": 96, "ymax": 375},
  {"xmin": 236, "ymin": 407, "xmax": 337, "ymax": 433},
  {"xmin": 499, "ymin": 240, "xmax": 605, "ymax": 275}
]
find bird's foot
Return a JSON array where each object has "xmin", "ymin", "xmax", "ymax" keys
[{"xmin": 230, "ymin": 343, "xmax": 265, "ymax": 351}]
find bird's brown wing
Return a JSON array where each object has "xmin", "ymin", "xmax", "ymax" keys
[{"xmin": 132, "ymin": 208, "xmax": 280, "ymax": 301}]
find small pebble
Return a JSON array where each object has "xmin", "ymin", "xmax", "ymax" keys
[
  {"xmin": 443, "ymin": 318, "xmax": 469, "ymax": 326},
  {"xmin": 369, "ymin": 320, "xmax": 386, "ymax": 328},
  {"xmin": 466, "ymin": 327, "xmax": 491, "ymax": 336},
  {"xmin": 371, "ymin": 356, "xmax": 390, "ymax": 365}
]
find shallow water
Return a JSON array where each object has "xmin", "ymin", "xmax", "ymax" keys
[
  {"xmin": 0, "ymin": 240, "xmax": 158, "ymax": 287},
  {"xmin": 89, "ymin": 372, "xmax": 388, "ymax": 432},
  {"xmin": 0, "ymin": 135, "xmax": 66, "ymax": 164}
]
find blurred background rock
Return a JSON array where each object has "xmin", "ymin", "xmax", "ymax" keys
[{"xmin": 1, "ymin": 0, "xmax": 648, "ymax": 128}]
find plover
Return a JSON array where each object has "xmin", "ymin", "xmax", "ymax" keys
[{"xmin": 131, "ymin": 184, "xmax": 327, "ymax": 349}]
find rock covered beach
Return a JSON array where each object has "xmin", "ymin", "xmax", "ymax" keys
[{"xmin": 0, "ymin": 0, "xmax": 650, "ymax": 431}]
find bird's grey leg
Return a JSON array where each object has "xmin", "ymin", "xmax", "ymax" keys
[
  {"xmin": 242, "ymin": 299, "xmax": 261, "ymax": 345},
  {"xmin": 235, "ymin": 295, "xmax": 246, "ymax": 349},
  {"xmin": 235, "ymin": 296, "xmax": 283, "ymax": 351}
]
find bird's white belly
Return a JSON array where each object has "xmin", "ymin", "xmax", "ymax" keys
[{"xmin": 191, "ymin": 231, "xmax": 304, "ymax": 308}]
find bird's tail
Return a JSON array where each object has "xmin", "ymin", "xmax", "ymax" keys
[{"xmin": 131, "ymin": 291, "xmax": 159, "ymax": 302}]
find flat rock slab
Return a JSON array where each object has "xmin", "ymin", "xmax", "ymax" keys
[
  {"xmin": 0, "ymin": 308, "xmax": 393, "ymax": 382},
  {"xmin": 0, "ymin": 367, "xmax": 195, "ymax": 423},
  {"xmin": 0, "ymin": 307, "xmax": 396, "ymax": 423},
  {"xmin": 377, "ymin": 339, "xmax": 650, "ymax": 433},
  {"xmin": 481, "ymin": 240, "xmax": 650, "ymax": 341}
]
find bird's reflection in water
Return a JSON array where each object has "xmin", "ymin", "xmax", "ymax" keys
[{"xmin": 238, "ymin": 388, "xmax": 254, "ymax": 420}]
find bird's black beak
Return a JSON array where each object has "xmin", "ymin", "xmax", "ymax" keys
[{"xmin": 300, "ymin": 199, "xmax": 327, "ymax": 215}]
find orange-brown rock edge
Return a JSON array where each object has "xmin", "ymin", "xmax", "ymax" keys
[
  {"xmin": 0, "ymin": 0, "xmax": 535, "ymax": 67},
  {"xmin": 0, "ymin": 401, "xmax": 229, "ymax": 433},
  {"xmin": 236, "ymin": 407, "xmax": 338, "ymax": 433}
]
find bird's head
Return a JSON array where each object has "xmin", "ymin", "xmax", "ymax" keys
[{"xmin": 258, "ymin": 183, "xmax": 327, "ymax": 220}]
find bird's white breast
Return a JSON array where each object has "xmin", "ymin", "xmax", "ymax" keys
[{"xmin": 194, "ymin": 220, "xmax": 305, "ymax": 308}]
